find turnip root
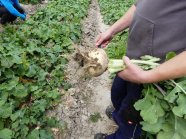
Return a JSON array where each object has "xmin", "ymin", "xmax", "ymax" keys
[
  {"xmin": 87, "ymin": 48, "xmax": 109, "ymax": 76},
  {"xmin": 74, "ymin": 48, "xmax": 109, "ymax": 77}
]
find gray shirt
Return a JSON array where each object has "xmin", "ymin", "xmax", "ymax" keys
[{"xmin": 127, "ymin": 0, "xmax": 186, "ymax": 61}]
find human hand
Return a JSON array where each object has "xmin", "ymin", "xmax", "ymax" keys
[
  {"xmin": 117, "ymin": 56, "xmax": 150, "ymax": 83},
  {"xmin": 95, "ymin": 30, "xmax": 114, "ymax": 48}
]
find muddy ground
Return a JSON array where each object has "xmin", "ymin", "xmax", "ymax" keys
[{"xmin": 53, "ymin": 0, "xmax": 116, "ymax": 139}]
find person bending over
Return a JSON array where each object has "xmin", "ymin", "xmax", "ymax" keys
[{"xmin": 0, "ymin": 0, "xmax": 26, "ymax": 24}]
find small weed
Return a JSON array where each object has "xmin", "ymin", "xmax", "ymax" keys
[{"xmin": 89, "ymin": 112, "xmax": 102, "ymax": 123}]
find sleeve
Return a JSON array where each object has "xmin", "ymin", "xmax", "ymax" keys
[
  {"xmin": 12, "ymin": 0, "xmax": 21, "ymax": 6},
  {"xmin": 0, "ymin": 0, "xmax": 25, "ymax": 20}
]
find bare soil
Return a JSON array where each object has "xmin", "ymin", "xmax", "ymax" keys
[
  {"xmin": 21, "ymin": 0, "xmax": 48, "ymax": 18},
  {"xmin": 51, "ymin": 0, "xmax": 116, "ymax": 139}
]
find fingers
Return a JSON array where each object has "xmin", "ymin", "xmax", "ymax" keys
[
  {"xmin": 123, "ymin": 56, "xmax": 142, "ymax": 72},
  {"xmin": 95, "ymin": 32, "xmax": 111, "ymax": 48},
  {"xmin": 101, "ymin": 41, "xmax": 109, "ymax": 48},
  {"xmin": 95, "ymin": 37, "xmax": 110, "ymax": 48},
  {"xmin": 123, "ymin": 56, "xmax": 132, "ymax": 67},
  {"xmin": 95, "ymin": 35, "xmax": 101, "ymax": 46},
  {"xmin": 95, "ymin": 34, "xmax": 105, "ymax": 47}
]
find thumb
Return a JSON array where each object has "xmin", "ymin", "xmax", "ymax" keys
[{"xmin": 123, "ymin": 56, "xmax": 132, "ymax": 67}]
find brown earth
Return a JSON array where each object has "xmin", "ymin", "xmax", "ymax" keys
[{"xmin": 50, "ymin": 0, "xmax": 117, "ymax": 139}]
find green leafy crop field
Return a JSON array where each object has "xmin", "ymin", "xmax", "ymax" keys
[{"xmin": 0, "ymin": 0, "xmax": 90, "ymax": 138}]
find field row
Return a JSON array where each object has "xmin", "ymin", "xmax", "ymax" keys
[{"xmin": 0, "ymin": 0, "xmax": 90, "ymax": 138}]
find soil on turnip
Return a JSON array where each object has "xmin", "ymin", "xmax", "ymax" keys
[{"xmin": 73, "ymin": 47, "xmax": 108, "ymax": 77}]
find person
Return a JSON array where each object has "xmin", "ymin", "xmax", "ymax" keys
[
  {"xmin": 0, "ymin": 0, "xmax": 26, "ymax": 24},
  {"xmin": 94, "ymin": 0, "xmax": 186, "ymax": 139}
]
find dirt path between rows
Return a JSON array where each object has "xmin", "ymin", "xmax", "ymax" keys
[{"xmin": 52, "ymin": 0, "xmax": 116, "ymax": 139}]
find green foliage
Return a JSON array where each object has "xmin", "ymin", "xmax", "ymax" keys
[
  {"xmin": 135, "ymin": 86, "xmax": 165, "ymax": 124},
  {"xmin": 0, "ymin": 0, "xmax": 90, "ymax": 138},
  {"xmin": 134, "ymin": 75, "xmax": 186, "ymax": 139},
  {"xmin": 107, "ymin": 51, "xmax": 186, "ymax": 138},
  {"xmin": 89, "ymin": 112, "xmax": 102, "ymax": 123},
  {"xmin": 98, "ymin": 0, "xmax": 135, "ymax": 25},
  {"xmin": 106, "ymin": 32, "xmax": 127, "ymax": 59},
  {"xmin": 98, "ymin": 0, "xmax": 135, "ymax": 59},
  {"xmin": 165, "ymin": 52, "xmax": 176, "ymax": 61},
  {"xmin": 140, "ymin": 132, "xmax": 156, "ymax": 139},
  {"xmin": 0, "ymin": 128, "xmax": 12, "ymax": 139}
]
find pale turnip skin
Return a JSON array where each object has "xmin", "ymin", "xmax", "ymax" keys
[
  {"xmin": 74, "ymin": 48, "xmax": 109, "ymax": 77},
  {"xmin": 87, "ymin": 48, "xmax": 108, "ymax": 77}
]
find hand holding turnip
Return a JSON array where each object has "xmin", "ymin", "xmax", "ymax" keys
[
  {"xmin": 117, "ymin": 56, "xmax": 149, "ymax": 83},
  {"xmin": 108, "ymin": 55, "xmax": 160, "ymax": 83}
]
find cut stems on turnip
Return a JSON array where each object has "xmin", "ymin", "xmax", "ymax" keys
[{"xmin": 108, "ymin": 56, "xmax": 160, "ymax": 73}]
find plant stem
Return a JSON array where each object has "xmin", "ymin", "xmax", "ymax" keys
[
  {"xmin": 170, "ymin": 79, "xmax": 186, "ymax": 95},
  {"xmin": 131, "ymin": 60, "xmax": 160, "ymax": 66},
  {"xmin": 153, "ymin": 83, "xmax": 166, "ymax": 96}
]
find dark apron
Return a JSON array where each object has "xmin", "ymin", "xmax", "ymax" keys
[{"xmin": 127, "ymin": 0, "xmax": 186, "ymax": 61}]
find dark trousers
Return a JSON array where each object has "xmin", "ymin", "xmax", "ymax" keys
[
  {"xmin": 0, "ymin": 6, "xmax": 8, "ymax": 16},
  {"xmin": 0, "ymin": 5, "xmax": 24, "ymax": 24},
  {"xmin": 106, "ymin": 76, "xmax": 143, "ymax": 139},
  {"xmin": 0, "ymin": 6, "xmax": 16, "ymax": 24}
]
